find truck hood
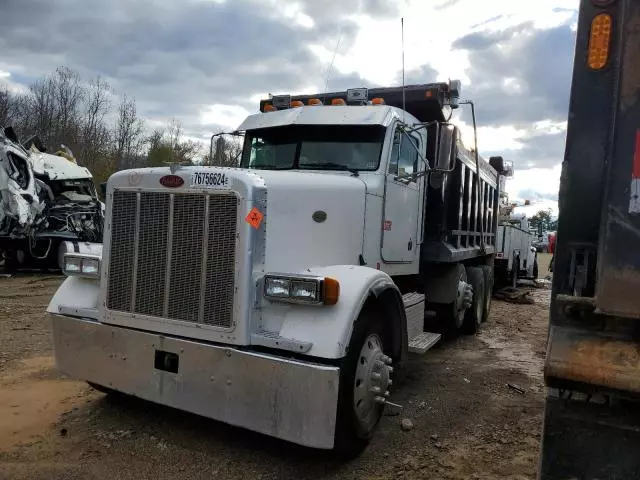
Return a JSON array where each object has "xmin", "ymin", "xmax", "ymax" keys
[
  {"xmin": 30, "ymin": 151, "xmax": 93, "ymax": 180},
  {"xmin": 257, "ymin": 170, "xmax": 366, "ymax": 272}
]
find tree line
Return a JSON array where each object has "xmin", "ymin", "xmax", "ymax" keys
[{"xmin": 0, "ymin": 66, "xmax": 242, "ymax": 187}]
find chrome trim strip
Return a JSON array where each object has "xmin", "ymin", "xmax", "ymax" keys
[
  {"xmin": 163, "ymin": 194, "xmax": 174, "ymax": 317},
  {"xmin": 198, "ymin": 195, "xmax": 210, "ymax": 323},
  {"xmin": 130, "ymin": 192, "xmax": 141, "ymax": 311}
]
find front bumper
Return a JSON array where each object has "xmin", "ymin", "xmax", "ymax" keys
[{"xmin": 50, "ymin": 315, "xmax": 340, "ymax": 449}]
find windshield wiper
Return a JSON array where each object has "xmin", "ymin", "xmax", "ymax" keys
[{"xmin": 302, "ymin": 162, "xmax": 360, "ymax": 177}]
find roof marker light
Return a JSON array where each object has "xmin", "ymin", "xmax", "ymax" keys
[
  {"xmin": 290, "ymin": 100, "xmax": 304, "ymax": 108},
  {"xmin": 331, "ymin": 98, "xmax": 346, "ymax": 106},
  {"xmin": 371, "ymin": 97, "xmax": 385, "ymax": 105},
  {"xmin": 263, "ymin": 103, "xmax": 276, "ymax": 112},
  {"xmin": 308, "ymin": 98, "xmax": 323, "ymax": 106}
]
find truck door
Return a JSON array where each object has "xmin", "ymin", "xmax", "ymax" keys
[{"xmin": 381, "ymin": 127, "xmax": 420, "ymax": 263}]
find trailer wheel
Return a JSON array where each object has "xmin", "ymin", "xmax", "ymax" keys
[
  {"xmin": 462, "ymin": 267, "xmax": 485, "ymax": 335},
  {"xmin": 334, "ymin": 305, "xmax": 392, "ymax": 457},
  {"xmin": 480, "ymin": 265, "xmax": 493, "ymax": 323}
]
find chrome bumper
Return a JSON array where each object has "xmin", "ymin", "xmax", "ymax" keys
[{"xmin": 50, "ymin": 315, "xmax": 340, "ymax": 449}]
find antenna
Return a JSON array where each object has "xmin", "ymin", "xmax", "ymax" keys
[
  {"xmin": 322, "ymin": 31, "xmax": 343, "ymax": 102},
  {"xmin": 401, "ymin": 17, "xmax": 406, "ymax": 114}
]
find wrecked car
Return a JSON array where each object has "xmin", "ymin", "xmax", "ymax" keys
[{"xmin": 0, "ymin": 126, "xmax": 104, "ymax": 272}]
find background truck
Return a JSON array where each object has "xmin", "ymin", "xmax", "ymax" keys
[
  {"xmin": 47, "ymin": 80, "xmax": 510, "ymax": 454},
  {"xmin": 539, "ymin": 0, "xmax": 640, "ymax": 478},
  {"xmin": 496, "ymin": 216, "xmax": 538, "ymax": 286},
  {"xmin": 0, "ymin": 126, "xmax": 104, "ymax": 272}
]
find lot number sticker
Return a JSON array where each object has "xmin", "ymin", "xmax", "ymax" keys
[{"xmin": 191, "ymin": 171, "xmax": 230, "ymax": 189}]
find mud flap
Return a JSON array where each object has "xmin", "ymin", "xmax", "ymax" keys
[{"xmin": 539, "ymin": 394, "xmax": 640, "ymax": 479}]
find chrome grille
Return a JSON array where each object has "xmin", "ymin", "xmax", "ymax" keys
[{"xmin": 107, "ymin": 190, "xmax": 238, "ymax": 329}]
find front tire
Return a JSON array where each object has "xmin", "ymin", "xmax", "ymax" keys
[{"xmin": 334, "ymin": 305, "xmax": 392, "ymax": 457}]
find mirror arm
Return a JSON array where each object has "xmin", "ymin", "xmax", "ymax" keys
[{"xmin": 394, "ymin": 170, "xmax": 429, "ymax": 182}]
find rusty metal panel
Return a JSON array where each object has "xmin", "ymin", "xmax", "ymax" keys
[
  {"xmin": 545, "ymin": 325, "xmax": 640, "ymax": 393},
  {"xmin": 595, "ymin": 1, "xmax": 640, "ymax": 318}
]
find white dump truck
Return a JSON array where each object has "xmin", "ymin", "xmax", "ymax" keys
[{"xmin": 48, "ymin": 81, "xmax": 510, "ymax": 453}]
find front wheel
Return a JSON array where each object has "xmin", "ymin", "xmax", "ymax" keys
[{"xmin": 334, "ymin": 306, "xmax": 393, "ymax": 457}]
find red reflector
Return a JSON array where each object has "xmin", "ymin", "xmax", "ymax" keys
[
  {"xmin": 633, "ymin": 130, "xmax": 640, "ymax": 179},
  {"xmin": 159, "ymin": 175, "xmax": 184, "ymax": 188}
]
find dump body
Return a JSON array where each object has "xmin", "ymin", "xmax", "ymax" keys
[{"xmin": 539, "ymin": 1, "xmax": 640, "ymax": 477}]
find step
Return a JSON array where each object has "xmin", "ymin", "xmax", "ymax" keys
[{"xmin": 408, "ymin": 332, "xmax": 442, "ymax": 354}]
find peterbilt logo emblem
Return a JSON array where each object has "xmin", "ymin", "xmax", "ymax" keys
[
  {"xmin": 159, "ymin": 175, "xmax": 184, "ymax": 188},
  {"xmin": 128, "ymin": 171, "xmax": 142, "ymax": 186}
]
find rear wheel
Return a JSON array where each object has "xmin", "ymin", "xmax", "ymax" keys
[
  {"xmin": 480, "ymin": 265, "xmax": 493, "ymax": 323},
  {"xmin": 462, "ymin": 267, "xmax": 485, "ymax": 335},
  {"xmin": 424, "ymin": 265, "xmax": 471, "ymax": 337},
  {"xmin": 334, "ymin": 305, "xmax": 392, "ymax": 457}
]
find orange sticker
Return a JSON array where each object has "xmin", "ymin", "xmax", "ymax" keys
[{"xmin": 245, "ymin": 207, "xmax": 264, "ymax": 229}]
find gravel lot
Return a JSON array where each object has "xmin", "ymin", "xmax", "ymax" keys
[{"xmin": 0, "ymin": 267, "xmax": 551, "ymax": 480}]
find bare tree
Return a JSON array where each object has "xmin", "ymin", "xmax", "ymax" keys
[
  {"xmin": 0, "ymin": 86, "xmax": 12, "ymax": 127},
  {"xmin": 52, "ymin": 66, "xmax": 84, "ymax": 151},
  {"xmin": 113, "ymin": 94, "xmax": 144, "ymax": 169},
  {"xmin": 26, "ymin": 76, "xmax": 57, "ymax": 144},
  {"xmin": 80, "ymin": 76, "xmax": 111, "ymax": 168}
]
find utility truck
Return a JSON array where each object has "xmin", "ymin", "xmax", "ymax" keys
[
  {"xmin": 48, "ymin": 80, "xmax": 509, "ymax": 453},
  {"xmin": 495, "ymin": 197, "xmax": 538, "ymax": 286},
  {"xmin": 539, "ymin": 0, "xmax": 640, "ymax": 477}
]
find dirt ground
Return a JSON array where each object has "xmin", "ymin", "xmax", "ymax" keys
[{"xmin": 0, "ymin": 268, "xmax": 551, "ymax": 480}]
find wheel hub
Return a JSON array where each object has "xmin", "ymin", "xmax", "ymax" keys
[{"xmin": 353, "ymin": 333, "xmax": 393, "ymax": 429}]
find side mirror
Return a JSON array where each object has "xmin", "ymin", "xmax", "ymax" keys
[
  {"xmin": 99, "ymin": 182, "xmax": 107, "ymax": 198},
  {"xmin": 436, "ymin": 124, "xmax": 458, "ymax": 171}
]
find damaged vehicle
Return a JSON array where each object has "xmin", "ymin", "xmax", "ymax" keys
[{"xmin": 0, "ymin": 126, "xmax": 104, "ymax": 273}]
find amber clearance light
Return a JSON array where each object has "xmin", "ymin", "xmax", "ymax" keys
[{"xmin": 588, "ymin": 13, "xmax": 612, "ymax": 70}]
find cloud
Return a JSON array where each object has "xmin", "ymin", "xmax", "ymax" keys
[
  {"xmin": 0, "ymin": 0, "xmax": 577, "ymax": 209},
  {"xmin": 0, "ymin": 0, "xmax": 385, "ymax": 139},
  {"xmin": 452, "ymin": 20, "xmax": 577, "ymax": 129}
]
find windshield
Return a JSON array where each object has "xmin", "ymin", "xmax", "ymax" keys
[{"xmin": 239, "ymin": 125, "xmax": 386, "ymax": 172}]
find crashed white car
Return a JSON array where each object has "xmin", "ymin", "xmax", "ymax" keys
[{"xmin": 0, "ymin": 127, "xmax": 104, "ymax": 272}]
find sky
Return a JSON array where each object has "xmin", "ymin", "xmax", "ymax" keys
[{"xmin": 0, "ymin": 0, "xmax": 579, "ymax": 216}]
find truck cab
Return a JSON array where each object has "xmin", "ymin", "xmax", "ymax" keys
[{"xmin": 47, "ymin": 81, "xmax": 508, "ymax": 454}]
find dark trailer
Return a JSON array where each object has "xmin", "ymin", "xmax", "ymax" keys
[{"xmin": 539, "ymin": 0, "xmax": 640, "ymax": 478}]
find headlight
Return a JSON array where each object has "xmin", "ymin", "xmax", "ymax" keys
[
  {"xmin": 263, "ymin": 274, "xmax": 339, "ymax": 305},
  {"xmin": 63, "ymin": 254, "xmax": 101, "ymax": 279}
]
